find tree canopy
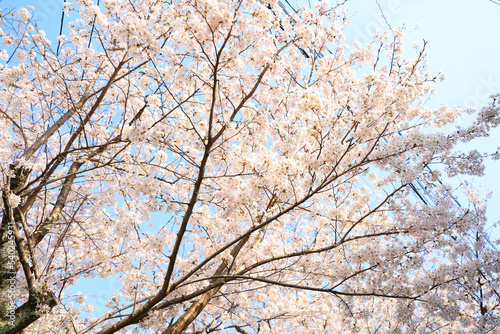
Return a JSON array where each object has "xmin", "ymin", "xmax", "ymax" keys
[{"xmin": 1, "ymin": 0, "xmax": 500, "ymax": 333}]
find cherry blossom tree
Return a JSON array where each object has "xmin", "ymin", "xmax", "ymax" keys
[{"xmin": 0, "ymin": 0, "xmax": 499, "ymax": 333}]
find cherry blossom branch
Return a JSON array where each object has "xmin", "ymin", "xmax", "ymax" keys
[
  {"xmin": 20, "ymin": 62, "xmax": 105, "ymax": 161},
  {"xmin": 154, "ymin": 163, "xmax": 406, "ymax": 331},
  {"xmin": 180, "ymin": 274, "xmax": 421, "ymax": 301},
  {"xmin": 95, "ymin": 136, "xmax": 214, "ymax": 334}
]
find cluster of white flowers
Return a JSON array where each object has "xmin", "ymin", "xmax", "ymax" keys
[
  {"xmin": 17, "ymin": 8, "xmax": 31, "ymax": 23},
  {"xmin": 146, "ymin": 94, "xmax": 161, "ymax": 110},
  {"xmin": 2, "ymin": 35, "xmax": 12, "ymax": 46},
  {"xmin": 16, "ymin": 50, "xmax": 27, "ymax": 62}
]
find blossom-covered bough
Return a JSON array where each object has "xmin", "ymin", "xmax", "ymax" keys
[{"xmin": 0, "ymin": 0, "xmax": 499, "ymax": 332}]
